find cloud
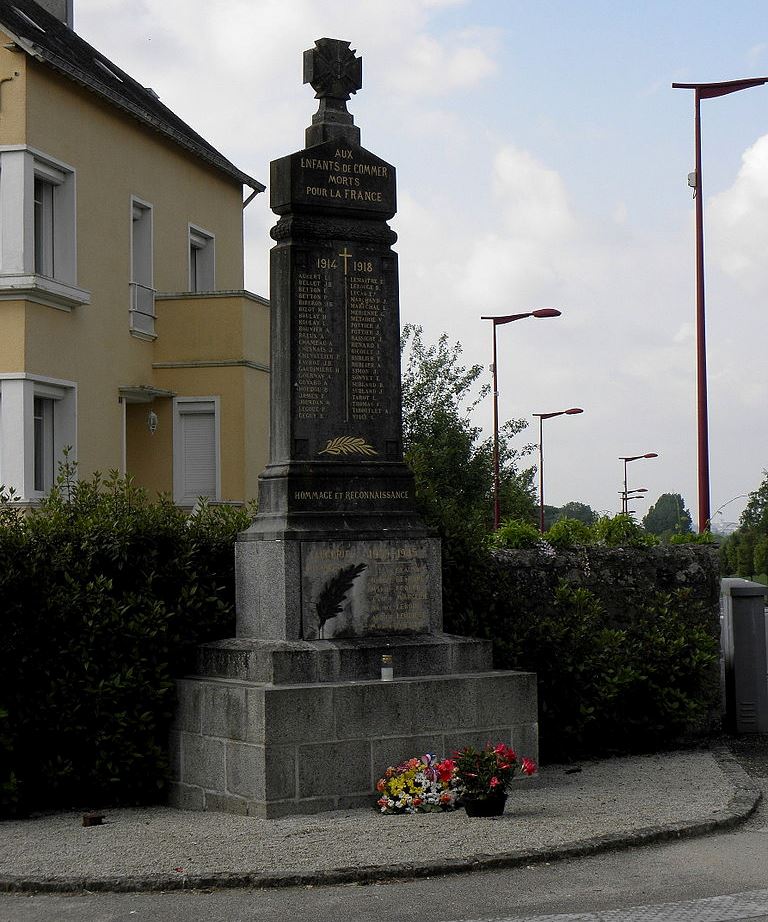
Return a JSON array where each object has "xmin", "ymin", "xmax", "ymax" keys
[
  {"xmin": 492, "ymin": 145, "xmax": 576, "ymax": 239},
  {"xmin": 384, "ymin": 29, "xmax": 498, "ymax": 97},
  {"xmin": 708, "ymin": 133, "xmax": 768, "ymax": 293}
]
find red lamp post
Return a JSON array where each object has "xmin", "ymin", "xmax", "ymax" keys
[
  {"xmin": 672, "ymin": 77, "xmax": 768, "ymax": 532},
  {"xmin": 533, "ymin": 408, "xmax": 583, "ymax": 532},
  {"xmin": 481, "ymin": 309, "xmax": 561, "ymax": 530},
  {"xmin": 619, "ymin": 454, "xmax": 658, "ymax": 514}
]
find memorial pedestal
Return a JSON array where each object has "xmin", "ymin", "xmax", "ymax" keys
[{"xmin": 170, "ymin": 647, "xmax": 538, "ymax": 818}]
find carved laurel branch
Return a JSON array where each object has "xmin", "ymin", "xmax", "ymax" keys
[{"xmin": 319, "ymin": 436, "xmax": 378, "ymax": 457}]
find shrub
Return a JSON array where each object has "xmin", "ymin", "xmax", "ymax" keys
[
  {"xmin": 0, "ymin": 467, "xmax": 252, "ymax": 816},
  {"xmin": 545, "ymin": 517, "xmax": 594, "ymax": 548},
  {"xmin": 592, "ymin": 514, "xmax": 658, "ymax": 547},
  {"xmin": 669, "ymin": 531, "xmax": 716, "ymax": 545},
  {"xmin": 444, "ymin": 548, "xmax": 721, "ymax": 763},
  {"xmin": 490, "ymin": 518, "xmax": 542, "ymax": 549}
]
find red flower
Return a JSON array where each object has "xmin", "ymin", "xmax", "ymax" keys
[
  {"xmin": 489, "ymin": 776, "xmax": 500, "ymax": 788},
  {"xmin": 412, "ymin": 797, "xmax": 422, "ymax": 806},
  {"xmin": 521, "ymin": 757, "xmax": 537, "ymax": 776},
  {"xmin": 436, "ymin": 758, "xmax": 456, "ymax": 783},
  {"xmin": 376, "ymin": 779, "xmax": 386, "ymax": 792}
]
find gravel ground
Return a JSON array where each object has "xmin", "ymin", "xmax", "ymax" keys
[{"xmin": 0, "ymin": 750, "xmax": 739, "ymax": 884}]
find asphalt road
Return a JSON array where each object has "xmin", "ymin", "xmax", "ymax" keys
[{"xmin": 1, "ymin": 740, "xmax": 766, "ymax": 922}]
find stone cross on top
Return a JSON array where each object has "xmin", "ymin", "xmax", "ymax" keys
[{"xmin": 303, "ymin": 38, "xmax": 362, "ymax": 147}]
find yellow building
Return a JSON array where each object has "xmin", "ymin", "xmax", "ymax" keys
[{"xmin": 0, "ymin": 0, "xmax": 269, "ymax": 507}]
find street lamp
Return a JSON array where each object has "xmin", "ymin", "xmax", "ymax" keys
[
  {"xmin": 620, "ymin": 487, "xmax": 648, "ymax": 518},
  {"xmin": 533, "ymin": 408, "xmax": 583, "ymax": 532},
  {"xmin": 672, "ymin": 76, "xmax": 768, "ymax": 532},
  {"xmin": 619, "ymin": 454, "xmax": 657, "ymax": 514},
  {"xmin": 481, "ymin": 308, "xmax": 561, "ymax": 530}
]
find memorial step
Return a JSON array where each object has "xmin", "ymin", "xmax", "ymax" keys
[
  {"xmin": 196, "ymin": 633, "xmax": 493, "ymax": 685},
  {"xmin": 170, "ymin": 668, "xmax": 538, "ymax": 818}
]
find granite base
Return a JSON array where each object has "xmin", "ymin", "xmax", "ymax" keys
[{"xmin": 170, "ymin": 670, "xmax": 538, "ymax": 818}]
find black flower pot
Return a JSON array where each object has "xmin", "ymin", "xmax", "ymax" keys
[{"xmin": 463, "ymin": 793, "xmax": 508, "ymax": 817}]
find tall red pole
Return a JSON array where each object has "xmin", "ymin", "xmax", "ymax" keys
[
  {"xmin": 491, "ymin": 322, "xmax": 500, "ymax": 530},
  {"xmin": 673, "ymin": 77, "xmax": 768, "ymax": 531},
  {"xmin": 693, "ymin": 90, "xmax": 711, "ymax": 534}
]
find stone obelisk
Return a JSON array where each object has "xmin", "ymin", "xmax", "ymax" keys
[{"xmin": 236, "ymin": 38, "xmax": 441, "ymax": 642}]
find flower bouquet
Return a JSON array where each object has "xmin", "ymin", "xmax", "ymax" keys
[
  {"xmin": 452, "ymin": 743, "xmax": 536, "ymax": 816},
  {"xmin": 375, "ymin": 754, "xmax": 458, "ymax": 814}
]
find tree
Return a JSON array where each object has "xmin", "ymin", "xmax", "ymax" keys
[
  {"xmin": 722, "ymin": 471, "xmax": 768, "ymax": 580},
  {"xmin": 741, "ymin": 470, "xmax": 768, "ymax": 533},
  {"xmin": 401, "ymin": 324, "xmax": 536, "ymax": 536},
  {"xmin": 642, "ymin": 493, "xmax": 694, "ymax": 538}
]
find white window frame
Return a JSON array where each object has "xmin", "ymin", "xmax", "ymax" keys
[
  {"xmin": 172, "ymin": 396, "xmax": 220, "ymax": 505},
  {"xmin": 129, "ymin": 196, "xmax": 155, "ymax": 339},
  {"xmin": 188, "ymin": 224, "xmax": 215, "ymax": 292},
  {"xmin": 0, "ymin": 373, "xmax": 77, "ymax": 501},
  {"xmin": 34, "ymin": 175, "xmax": 55, "ymax": 277},
  {"xmin": 0, "ymin": 146, "xmax": 87, "ymax": 310},
  {"xmin": 33, "ymin": 393, "xmax": 55, "ymax": 493}
]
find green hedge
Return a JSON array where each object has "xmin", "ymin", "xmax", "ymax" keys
[
  {"xmin": 0, "ymin": 469, "xmax": 252, "ymax": 816},
  {"xmin": 0, "ymin": 473, "xmax": 724, "ymax": 812},
  {"xmin": 442, "ymin": 537, "xmax": 721, "ymax": 762}
]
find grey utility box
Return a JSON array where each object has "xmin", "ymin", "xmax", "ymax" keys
[{"xmin": 721, "ymin": 578, "xmax": 768, "ymax": 733}]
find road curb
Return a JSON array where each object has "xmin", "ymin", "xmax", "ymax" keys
[{"xmin": 0, "ymin": 747, "xmax": 761, "ymax": 894}]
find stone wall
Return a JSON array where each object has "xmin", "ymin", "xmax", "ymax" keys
[{"xmin": 487, "ymin": 544, "xmax": 721, "ymax": 632}]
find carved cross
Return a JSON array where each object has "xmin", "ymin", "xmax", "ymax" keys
[{"xmin": 303, "ymin": 38, "xmax": 362, "ymax": 101}]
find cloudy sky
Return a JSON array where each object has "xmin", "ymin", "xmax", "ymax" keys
[{"xmin": 76, "ymin": 0, "xmax": 768, "ymax": 529}]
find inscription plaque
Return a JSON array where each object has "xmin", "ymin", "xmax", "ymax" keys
[{"xmin": 301, "ymin": 540, "xmax": 433, "ymax": 639}]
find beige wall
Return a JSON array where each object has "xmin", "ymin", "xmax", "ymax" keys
[
  {"xmin": 153, "ymin": 293, "xmax": 271, "ymax": 500},
  {"xmin": 125, "ymin": 399, "xmax": 173, "ymax": 496},
  {"xmin": 0, "ymin": 302, "xmax": 25, "ymax": 368},
  {"xmin": 0, "ymin": 37, "xmax": 28, "ymax": 144}
]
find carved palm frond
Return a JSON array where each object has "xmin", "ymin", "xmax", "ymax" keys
[{"xmin": 316, "ymin": 562, "xmax": 367, "ymax": 638}]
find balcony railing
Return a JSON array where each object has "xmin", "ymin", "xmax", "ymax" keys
[{"xmin": 129, "ymin": 281, "xmax": 156, "ymax": 336}]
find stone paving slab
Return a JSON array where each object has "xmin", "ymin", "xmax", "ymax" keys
[{"xmin": 0, "ymin": 749, "xmax": 760, "ymax": 893}]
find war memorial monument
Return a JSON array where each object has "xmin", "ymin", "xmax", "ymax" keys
[{"xmin": 170, "ymin": 38, "xmax": 537, "ymax": 817}]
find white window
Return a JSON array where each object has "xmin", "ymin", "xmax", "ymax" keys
[
  {"xmin": 130, "ymin": 198, "xmax": 155, "ymax": 338},
  {"xmin": 189, "ymin": 225, "xmax": 215, "ymax": 292},
  {"xmin": 173, "ymin": 397, "xmax": 220, "ymax": 505},
  {"xmin": 34, "ymin": 177, "xmax": 55, "ymax": 277},
  {"xmin": 0, "ymin": 375, "xmax": 77, "ymax": 500},
  {"xmin": 0, "ymin": 147, "xmax": 87, "ymax": 310},
  {"xmin": 33, "ymin": 395, "xmax": 55, "ymax": 493}
]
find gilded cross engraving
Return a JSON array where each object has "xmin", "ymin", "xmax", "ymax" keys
[{"xmin": 338, "ymin": 247, "xmax": 353, "ymax": 275}]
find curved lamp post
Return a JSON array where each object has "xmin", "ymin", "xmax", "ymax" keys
[
  {"xmin": 672, "ymin": 77, "xmax": 768, "ymax": 532},
  {"xmin": 481, "ymin": 308, "xmax": 561, "ymax": 529},
  {"xmin": 533, "ymin": 408, "xmax": 583, "ymax": 532},
  {"xmin": 709, "ymin": 493, "xmax": 749, "ymax": 531},
  {"xmin": 619, "ymin": 454, "xmax": 657, "ymax": 514}
]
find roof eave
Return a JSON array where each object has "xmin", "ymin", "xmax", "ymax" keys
[{"xmin": 3, "ymin": 28, "xmax": 264, "ymax": 194}]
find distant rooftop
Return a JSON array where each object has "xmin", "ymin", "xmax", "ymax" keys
[{"xmin": 0, "ymin": 0, "xmax": 264, "ymax": 194}]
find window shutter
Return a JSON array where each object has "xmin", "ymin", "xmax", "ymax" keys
[{"xmin": 180, "ymin": 404, "xmax": 216, "ymax": 499}]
